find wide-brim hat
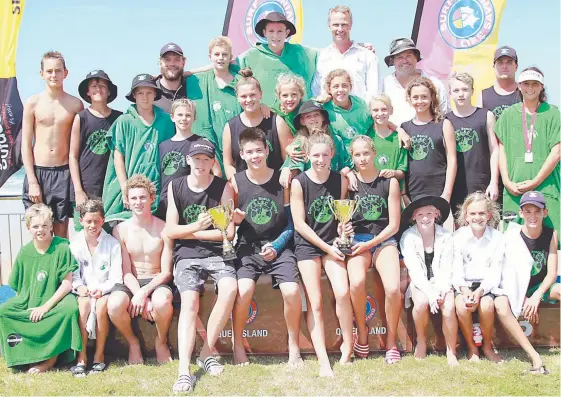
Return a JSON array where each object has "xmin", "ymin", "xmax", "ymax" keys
[
  {"xmin": 400, "ymin": 195, "xmax": 450, "ymax": 232},
  {"xmin": 294, "ymin": 100, "xmax": 329, "ymax": 130},
  {"xmin": 255, "ymin": 12, "xmax": 296, "ymax": 39},
  {"xmin": 125, "ymin": 73, "xmax": 162, "ymax": 103},
  {"xmin": 384, "ymin": 37, "xmax": 422, "ymax": 67},
  {"xmin": 78, "ymin": 70, "xmax": 118, "ymax": 104}
]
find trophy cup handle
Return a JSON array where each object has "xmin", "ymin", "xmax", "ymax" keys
[{"xmin": 326, "ymin": 195, "xmax": 337, "ymax": 221}]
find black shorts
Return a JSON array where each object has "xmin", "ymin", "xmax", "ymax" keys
[
  {"xmin": 295, "ymin": 243, "xmax": 325, "ymax": 262},
  {"xmin": 454, "ymin": 282, "xmax": 496, "ymax": 299},
  {"xmin": 237, "ymin": 248, "xmax": 299, "ymax": 286},
  {"xmin": 22, "ymin": 165, "xmax": 71, "ymax": 223},
  {"xmin": 111, "ymin": 278, "xmax": 174, "ymax": 299}
]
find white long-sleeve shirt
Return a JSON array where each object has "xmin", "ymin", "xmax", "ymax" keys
[
  {"xmin": 70, "ymin": 229, "xmax": 123, "ymax": 295},
  {"xmin": 312, "ymin": 42, "xmax": 380, "ymax": 103},
  {"xmin": 452, "ymin": 226, "xmax": 505, "ymax": 295}
]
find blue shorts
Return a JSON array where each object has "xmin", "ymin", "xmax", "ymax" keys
[{"xmin": 353, "ymin": 233, "xmax": 397, "ymax": 255}]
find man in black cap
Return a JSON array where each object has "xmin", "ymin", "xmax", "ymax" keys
[
  {"xmin": 477, "ymin": 46, "xmax": 520, "ymax": 119},
  {"xmin": 154, "ymin": 43, "xmax": 188, "ymax": 113},
  {"xmin": 69, "ymin": 70, "xmax": 122, "ymax": 231},
  {"xmin": 382, "ymin": 37, "xmax": 450, "ymax": 126}
]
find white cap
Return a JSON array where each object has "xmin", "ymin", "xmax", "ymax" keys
[{"xmin": 518, "ymin": 69, "xmax": 544, "ymax": 85}]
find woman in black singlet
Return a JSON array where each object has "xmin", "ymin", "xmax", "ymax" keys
[
  {"xmin": 291, "ymin": 133, "xmax": 353, "ymax": 377},
  {"xmin": 222, "ymin": 68, "xmax": 292, "ymax": 180}
]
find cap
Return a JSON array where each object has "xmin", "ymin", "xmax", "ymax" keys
[
  {"xmin": 255, "ymin": 12, "xmax": 296, "ymax": 39},
  {"xmin": 78, "ymin": 70, "xmax": 118, "ymax": 104},
  {"xmin": 493, "ymin": 46, "xmax": 518, "ymax": 63},
  {"xmin": 385, "ymin": 37, "xmax": 421, "ymax": 67},
  {"xmin": 125, "ymin": 74, "xmax": 162, "ymax": 103},
  {"xmin": 520, "ymin": 191, "xmax": 546, "ymax": 209},
  {"xmin": 189, "ymin": 139, "xmax": 215, "ymax": 158},
  {"xmin": 160, "ymin": 42, "xmax": 184, "ymax": 57}
]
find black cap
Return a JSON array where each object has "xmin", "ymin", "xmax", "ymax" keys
[
  {"xmin": 255, "ymin": 12, "xmax": 296, "ymax": 39},
  {"xmin": 294, "ymin": 100, "xmax": 329, "ymax": 130},
  {"xmin": 400, "ymin": 195, "xmax": 450, "ymax": 232},
  {"xmin": 493, "ymin": 46, "xmax": 517, "ymax": 63},
  {"xmin": 189, "ymin": 139, "xmax": 215, "ymax": 158},
  {"xmin": 78, "ymin": 70, "xmax": 118, "ymax": 104},
  {"xmin": 160, "ymin": 42, "xmax": 184, "ymax": 57},
  {"xmin": 125, "ymin": 74, "xmax": 162, "ymax": 103},
  {"xmin": 385, "ymin": 37, "xmax": 421, "ymax": 67}
]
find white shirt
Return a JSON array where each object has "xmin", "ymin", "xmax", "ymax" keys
[
  {"xmin": 452, "ymin": 226, "xmax": 504, "ymax": 295},
  {"xmin": 312, "ymin": 42, "xmax": 380, "ymax": 103},
  {"xmin": 382, "ymin": 70, "xmax": 450, "ymax": 126},
  {"xmin": 70, "ymin": 229, "xmax": 123, "ymax": 295}
]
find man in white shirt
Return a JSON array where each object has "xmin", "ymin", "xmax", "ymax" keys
[
  {"xmin": 311, "ymin": 5, "xmax": 380, "ymax": 102},
  {"xmin": 382, "ymin": 38, "xmax": 450, "ymax": 126}
]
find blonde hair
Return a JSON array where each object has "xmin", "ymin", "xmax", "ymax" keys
[
  {"xmin": 328, "ymin": 5, "xmax": 353, "ymax": 23},
  {"xmin": 41, "ymin": 50, "xmax": 66, "ymax": 70},
  {"xmin": 236, "ymin": 68, "xmax": 262, "ymax": 94},
  {"xmin": 450, "ymin": 72, "xmax": 474, "ymax": 91},
  {"xmin": 305, "ymin": 131, "xmax": 335, "ymax": 154},
  {"xmin": 208, "ymin": 36, "xmax": 233, "ymax": 55},
  {"xmin": 24, "ymin": 203, "xmax": 53, "ymax": 227},
  {"xmin": 406, "ymin": 77, "xmax": 443, "ymax": 122},
  {"xmin": 125, "ymin": 174, "xmax": 156, "ymax": 198},
  {"xmin": 321, "ymin": 69, "xmax": 352, "ymax": 103},
  {"xmin": 369, "ymin": 94, "xmax": 393, "ymax": 111},
  {"xmin": 456, "ymin": 191, "xmax": 501, "ymax": 228},
  {"xmin": 171, "ymin": 98, "xmax": 197, "ymax": 119},
  {"xmin": 350, "ymin": 135, "xmax": 375, "ymax": 156},
  {"xmin": 275, "ymin": 73, "xmax": 305, "ymax": 100}
]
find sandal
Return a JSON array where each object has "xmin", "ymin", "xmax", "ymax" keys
[
  {"xmin": 527, "ymin": 365, "xmax": 549, "ymax": 375},
  {"xmin": 353, "ymin": 339, "xmax": 369, "ymax": 359},
  {"xmin": 89, "ymin": 362, "xmax": 106, "ymax": 374},
  {"xmin": 70, "ymin": 364, "xmax": 87, "ymax": 378},
  {"xmin": 196, "ymin": 356, "xmax": 224, "ymax": 376},
  {"xmin": 173, "ymin": 374, "xmax": 196, "ymax": 393},
  {"xmin": 385, "ymin": 347, "xmax": 401, "ymax": 364}
]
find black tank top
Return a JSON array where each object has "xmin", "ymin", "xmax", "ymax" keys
[
  {"xmin": 351, "ymin": 176, "xmax": 391, "ymax": 236},
  {"xmin": 481, "ymin": 86, "xmax": 521, "ymax": 119},
  {"xmin": 71, "ymin": 108, "xmax": 122, "ymax": 201},
  {"xmin": 228, "ymin": 113, "xmax": 282, "ymax": 172},
  {"xmin": 402, "ymin": 119, "xmax": 447, "ymax": 201},
  {"xmin": 425, "ymin": 250, "xmax": 435, "ymax": 280},
  {"xmin": 235, "ymin": 170, "xmax": 287, "ymax": 251},
  {"xmin": 171, "ymin": 176, "xmax": 226, "ymax": 260},
  {"xmin": 521, "ymin": 227, "xmax": 554, "ymax": 290},
  {"xmin": 446, "ymin": 108, "xmax": 491, "ymax": 202},
  {"xmin": 294, "ymin": 170, "xmax": 341, "ymax": 247}
]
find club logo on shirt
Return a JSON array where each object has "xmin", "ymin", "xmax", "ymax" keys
[
  {"xmin": 365, "ymin": 295, "xmax": 378, "ymax": 322},
  {"xmin": 212, "ymin": 101, "xmax": 222, "ymax": 112},
  {"xmin": 359, "ymin": 194, "xmax": 387, "ymax": 221},
  {"xmin": 144, "ymin": 142, "xmax": 155, "ymax": 152},
  {"xmin": 183, "ymin": 204, "xmax": 207, "ymax": 225},
  {"xmin": 376, "ymin": 154, "xmax": 390, "ymax": 167},
  {"xmin": 308, "ymin": 196, "xmax": 333, "ymax": 224},
  {"xmin": 162, "ymin": 151, "xmax": 187, "ymax": 176},
  {"xmin": 36, "ymin": 270, "xmax": 47, "ymax": 282},
  {"xmin": 438, "ymin": 0, "xmax": 495, "ymax": 49},
  {"xmin": 246, "ymin": 299, "xmax": 259, "ymax": 324},
  {"xmin": 87, "ymin": 129, "xmax": 109, "ymax": 155},
  {"xmin": 100, "ymin": 260, "xmax": 108, "ymax": 271},
  {"xmin": 410, "ymin": 135, "xmax": 435, "ymax": 160},
  {"xmin": 343, "ymin": 126, "xmax": 357, "ymax": 139},
  {"xmin": 6, "ymin": 333, "xmax": 22, "ymax": 347},
  {"xmin": 246, "ymin": 197, "xmax": 278, "ymax": 225},
  {"xmin": 244, "ymin": 1, "xmax": 296, "ymax": 49},
  {"xmin": 530, "ymin": 250, "xmax": 546, "ymax": 276},
  {"xmin": 455, "ymin": 128, "xmax": 480, "ymax": 152}
]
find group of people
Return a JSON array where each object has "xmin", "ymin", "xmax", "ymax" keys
[{"xmin": 0, "ymin": 4, "xmax": 559, "ymax": 394}]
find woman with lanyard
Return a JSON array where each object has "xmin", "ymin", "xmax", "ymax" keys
[{"xmin": 494, "ymin": 67, "xmax": 560, "ymax": 238}]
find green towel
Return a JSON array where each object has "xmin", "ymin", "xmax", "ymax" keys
[
  {"xmin": 324, "ymin": 95, "xmax": 374, "ymax": 152},
  {"xmin": 271, "ymin": 102, "xmax": 300, "ymax": 135}
]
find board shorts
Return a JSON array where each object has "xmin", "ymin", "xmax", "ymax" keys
[
  {"xmin": 236, "ymin": 247, "xmax": 299, "ymax": 288},
  {"xmin": 174, "ymin": 256, "xmax": 236, "ymax": 294},
  {"xmin": 353, "ymin": 233, "xmax": 398, "ymax": 256},
  {"xmin": 22, "ymin": 165, "xmax": 71, "ymax": 223},
  {"xmin": 526, "ymin": 282, "xmax": 559, "ymax": 305},
  {"xmin": 111, "ymin": 278, "xmax": 174, "ymax": 299}
]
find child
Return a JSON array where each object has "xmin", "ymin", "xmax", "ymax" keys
[
  {"xmin": 165, "ymin": 140, "xmax": 237, "ymax": 392},
  {"xmin": 0, "ymin": 204, "xmax": 81, "ymax": 373},
  {"xmin": 223, "ymin": 69, "xmax": 292, "ymax": 180},
  {"xmin": 69, "ymin": 70, "xmax": 122, "ymax": 232},
  {"xmin": 70, "ymin": 199, "xmax": 123, "ymax": 376},
  {"xmin": 446, "ymin": 73, "xmax": 499, "ymax": 214},
  {"xmin": 347, "ymin": 136, "xmax": 402, "ymax": 363},
  {"xmin": 291, "ymin": 133, "xmax": 353, "ymax": 376},
  {"xmin": 493, "ymin": 191, "xmax": 559, "ymax": 374},
  {"xmin": 452, "ymin": 192, "xmax": 504, "ymax": 362},
  {"xmin": 402, "ymin": 77, "xmax": 457, "ymax": 204},
  {"xmin": 273, "ymin": 73, "xmax": 305, "ymax": 134},
  {"xmin": 231, "ymin": 128, "xmax": 302, "ymax": 367},
  {"xmin": 399, "ymin": 196, "xmax": 459, "ymax": 365}
]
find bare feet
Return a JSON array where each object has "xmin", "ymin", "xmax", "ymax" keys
[
  {"xmin": 482, "ymin": 345, "xmax": 503, "ymax": 363},
  {"xmin": 446, "ymin": 350, "xmax": 459, "ymax": 366},
  {"xmin": 414, "ymin": 342, "xmax": 427, "ymax": 360},
  {"xmin": 28, "ymin": 357, "xmax": 57, "ymax": 374},
  {"xmin": 319, "ymin": 362, "xmax": 334, "ymax": 377},
  {"xmin": 339, "ymin": 341, "xmax": 353, "ymax": 365},
  {"xmin": 155, "ymin": 339, "xmax": 173, "ymax": 364},
  {"xmin": 128, "ymin": 340, "xmax": 144, "ymax": 365},
  {"xmin": 287, "ymin": 345, "xmax": 304, "ymax": 368},
  {"xmin": 233, "ymin": 342, "xmax": 249, "ymax": 366},
  {"xmin": 467, "ymin": 347, "xmax": 480, "ymax": 362}
]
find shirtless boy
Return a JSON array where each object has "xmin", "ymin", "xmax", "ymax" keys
[
  {"xmin": 21, "ymin": 51, "xmax": 84, "ymax": 237},
  {"xmin": 107, "ymin": 175, "xmax": 174, "ymax": 364}
]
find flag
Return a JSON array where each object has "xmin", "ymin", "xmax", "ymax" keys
[
  {"xmin": 0, "ymin": 0, "xmax": 25, "ymax": 188},
  {"xmin": 222, "ymin": 0, "xmax": 304, "ymax": 58},
  {"xmin": 412, "ymin": 0, "xmax": 507, "ymax": 101}
]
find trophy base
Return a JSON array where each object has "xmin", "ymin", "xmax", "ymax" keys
[
  {"xmin": 338, "ymin": 244, "xmax": 353, "ymax": 256},
  {"xmin": 222, "ymin": 250, "xmax": 237, "ymax": 262}
]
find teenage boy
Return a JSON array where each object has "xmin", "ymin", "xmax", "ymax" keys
[
  {"xmin": 230, "ymin": 128, "xmax": 302, "ymax": 367},
  {"xmin": 107, "ymin": 175, "xmax": 174, "ymax": 365},
  {"xmin": 102, "ymin": 74, "xmax": 174, "ymax": 223},
  {"xmin": 69, "ymin": 70, "xmax": 122, "ymax": 231},
  {"xmin": 164, "ymin": 140, "xmax": 237, "ymax": 392},
  {"xmin": 21, "ymin": 51, "xmax": 84, "ymax": 237}
]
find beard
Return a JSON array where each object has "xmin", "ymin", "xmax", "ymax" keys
[{"xmin": 161, "ymin": 66, "xmax": 183, "ymax": 81}]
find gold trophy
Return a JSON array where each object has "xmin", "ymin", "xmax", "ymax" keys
[
  {"xmin": 327, "ymin": 196, "xmax": 360, "ymax": 255},
  {"xmin": 207, "ymin": 199, "xmax": 237, "ymax": 261}
]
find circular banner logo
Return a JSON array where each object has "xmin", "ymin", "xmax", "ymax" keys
[
  {"xmin": 439, "ymin": 0, "xmax": 495, "ymax": 49},
  {"xmin": 244, "ymin": 1, "xmax": 297, "ymax": 49},
  {"xmin": 246, "ymin": 299, "xmax": 259, "ymax": 324},
  {"xmin": 365, "ymin": 295, "xmax": 377, "ymax": 322}
]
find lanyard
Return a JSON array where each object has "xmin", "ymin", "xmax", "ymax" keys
[{"xmin": 522, "ymin": 104, "xmax": 538, "ymax": 153}]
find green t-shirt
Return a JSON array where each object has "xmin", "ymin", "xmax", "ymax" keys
[
  {"xmin": 0, "ymin": 237, "xmax": 81, "ymax": 367},
  {"xmin": 237, "ymin": 43, "xmax": 318, "ymax": 107},
  {"xmin": 370, "ymin": 129, "xmax": 408, "ymax": 172},
  {"xmin": 324, "ymin": 95, "xmax": 374, "ymax": 152}
]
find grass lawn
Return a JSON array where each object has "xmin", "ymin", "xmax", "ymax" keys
[{"xmin": 0, "ymin": 348, "xmax": 559, "ymax": 396}]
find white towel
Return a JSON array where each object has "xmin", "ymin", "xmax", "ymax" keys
[{"xmin": 86, "ymin": 298, "xmax": 97, "ymax": 339}]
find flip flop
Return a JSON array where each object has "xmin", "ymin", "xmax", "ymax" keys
[
  {"xmin": 197, "ymin": 356, "xmax": 224, "ymax": 376},
  {"xmin": 173, "ymin": 374, "xmax": 196, "ymax": 394},
  {"xmin": 353, "ymin": 339, "xmax": 369, "ymax": 359},
  {"xmin": 385, "ymin": 347, "xmax": 401, "ymax": 364},
  {"xmin": 89, "ymin": 362, "xmax": 106, "ymax": 374},
  {"xmin": 526, "ymin": 365, "xmax": 549, "ymax": 375},
  {"xmin": 70, "ymin": 364, "xmax": 87, "ymax": 378}
]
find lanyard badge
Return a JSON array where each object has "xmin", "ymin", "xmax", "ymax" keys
[{"xmin": 522, "ymin": 104, "xmax": 538, "ymax": 163}]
